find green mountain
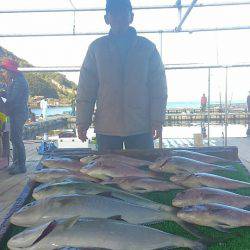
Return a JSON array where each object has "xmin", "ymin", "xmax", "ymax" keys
[{"xmin": 0, "ymin": 47, "xmax": 77, "ymax": 99}]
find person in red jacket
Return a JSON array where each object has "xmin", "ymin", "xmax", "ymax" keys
[{"xmin": 201, "ymin": 93, "xmax": 207, "ymax": 112}]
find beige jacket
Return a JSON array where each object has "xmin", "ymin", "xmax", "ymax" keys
[{"xmin": 77, "ymin": 28, "xmax": 167, "ymax": 136}]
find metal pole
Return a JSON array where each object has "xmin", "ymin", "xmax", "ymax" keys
[
  {"xmin": 1, "ymin": 1, "xmax": 250, "ymax": 14},
  {"xmin": 176, "ymin": 0, "xmax": 182, "ymax": 22},
  {"xmin": 159, "ymin": 31, "xmax": 163, "ymax": 149},
  {"xmin": 225, "ymin": 67, "xmax": 229, "ymax": 146},
  {"xmin": 176, "ymin": 0, "xmax": 198, "ymax": 31},
  {"xmin": 18, "ymin": 62, "xmax": 250, "ymax": 73},
  {"xmin": 3, "ymin": 25, "xmax": 250, "ymax": 38},
  {"xmin": 19, "ymin": 62, "xmax": 250, "ymax": 73},
  {"xmin": 207, "ymin": 68, "xmax": 211, "ymax": 146}
]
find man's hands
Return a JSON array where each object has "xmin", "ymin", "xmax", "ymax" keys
[
  {"xmin": 152, "ymin": 126, "xmax": 162, "ymax": 140},
  {"xmin": 77, "ymin": 126, "xmax": 88, "ymax": 142}
]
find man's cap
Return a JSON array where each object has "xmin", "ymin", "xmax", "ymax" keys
[
  {"xmin": 0, "ymin": 58, "xmax": 19, "ymax": 73},
  {"xmin": 106, "ymin": 0, "xmax": 132, "ymax": 12}
]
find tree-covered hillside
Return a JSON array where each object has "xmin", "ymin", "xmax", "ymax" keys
[{"xmin": 0, "ymin": 47, "xmax": 77, "ymax": 99}]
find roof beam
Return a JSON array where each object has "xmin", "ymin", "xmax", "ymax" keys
[
  {"xmin": 19, "ymin": 63, "xmax": 250, "ymax": 73},
  {"xmin": 1, "ymin": 1, "xmax": 250, "ymax": 14},
  {"xmin": 175, "ymin": 0, "xmax": 198, "ymax": 31},
  {"xmin": 2, "ymin": 25, "xmax": 250, "ymax": 38}
]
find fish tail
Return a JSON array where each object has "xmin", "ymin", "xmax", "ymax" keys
[
  {"xmin": 175, "ymin": 219, "xmax": 215, "ymax": 245},
  {"xmin": 243, "ymin": 205, "xmax": 250, "ymax": 210},
  {"xmin": 192, "ymin": 241, "xmax": 207, "ymax": 250},
  {"xmin": 224, "ymin": 165, "xmax": 237, "ymax": 172}
]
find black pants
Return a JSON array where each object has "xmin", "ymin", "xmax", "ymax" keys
[
  {"xmin": 96, "ymin": 133, "xmax": 154, "ymax": 151},
  {"xmin": 10, "ymin": 116, "xmax": 26, "ymax": 167}
]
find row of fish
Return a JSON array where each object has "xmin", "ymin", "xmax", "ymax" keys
[{"xmin": 8, "ymin": 150, "xmax": 250, "ymax": 249}]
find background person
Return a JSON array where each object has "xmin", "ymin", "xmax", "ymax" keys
[
  {"xmin": 201, "ymin": 93, "xmax": 207, "ymax": 112},
  {"xmin": 76, "ymin": 0, "xmax": 167, "ymax": 151},
  {"xmin": 0, "ymin": 58, "xmax": 29, "ymax": 175},
  {"xmin": 40, "ymin": 97, "xmax": 48, "ymax": 120}
]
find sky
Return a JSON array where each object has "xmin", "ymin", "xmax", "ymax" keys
[{"xmin": 1, "ymin": 0, "xmax": 250, "ymax": 103}]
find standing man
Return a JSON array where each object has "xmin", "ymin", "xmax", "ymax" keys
[
  {"xmin": 201, "ymin": 93, "xmax": 207, "ymax": 112},
  {"xmin": 0, "ymin": 58, "xmax": 29, "ymax": 174},
  {"xmin": 77, "ymin": 0, "xmax": 167, "ymax": 151}
]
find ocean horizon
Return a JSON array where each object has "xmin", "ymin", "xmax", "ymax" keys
[{"xmin": 31, "ymin": 100, "xmax": 246, "ymax": 116}]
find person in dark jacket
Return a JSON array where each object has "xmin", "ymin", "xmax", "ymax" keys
[{"xmin": 0, "ymin": 58, "xmax": 29, "ymax": 175}]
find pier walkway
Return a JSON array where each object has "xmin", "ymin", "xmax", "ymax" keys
[{"xmin": 0, "ymin": 141, "xmax": 42, "ymax": 224}]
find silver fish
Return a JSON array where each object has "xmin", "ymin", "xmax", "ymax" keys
[
  {"xmin": 177, "ymin": 203, "xmax": 250, "ymax": 230},
  {"xmin": 10, "ymin": 194, "xmax": 177, "ymax": 227},
  {"xmin": 149, "ymin": 156, "xmax": 235, "ymax": 175},
  {"xmin": 172, "ymin": 187, "xmax": 250, "ymax": 209},
  {"xmin": 171, "ymin": 150, "xmax": 230, "ymax": 164},
  {"xmin": 8, "ymin": 217, "xmax": 206, "ymax": 250},
  {"xmin": 170, "ymin": 173, "xmax": 250, "ymax": 189},
  {"xmin": 103, "ymin": 177, "xmax": 183, "ymax": 193}
]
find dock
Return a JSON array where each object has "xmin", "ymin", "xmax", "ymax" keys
[
  {"xmin": 165, "ymin": 112, "xmax": 249, "ymax": 124},
  {"xmin": 23, "ymin": 115, "xmax": 69, "ymax": 140}
]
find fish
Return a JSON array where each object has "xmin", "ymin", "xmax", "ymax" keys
[
  {"xmin": 79, "ymin": 155, "xmax": 100, "ymax": 165},
  {"xmin": 170, "ymin": 173, "xmax": 250, "ymax": 189},
  {"xmin": 10, "ymin": 194, "xmax": 179, "ymax": 227},
  {"xmin": 80, "ymin": 154, "xmax": 152, "ymax": 167},
  {"xmin": 149, "ymin": 156, "xmax": 235, "ymax": 175},
  {"xmin": 8, "ymin": 217, "xmax": 206, "ymax": 250},
  {"xmin": 80, "ymin": 160, "xmax": 161, "ymax": 180},
  {"xmin": 171, "ymin": 150, "xmax": 230, "ymax": 164},
  {"xmin": 29, "ymin": 169, "xmax": 99, "ymax": 184},
  {"xmin": 177, "ymin": 203, "xmax": 250, "ymax": 231},
  {"xmin": 42, "ymin": 157, "xmax": 83, "ymax": 172},
  {"xmin": 172, "ymin": 187, "xmax": 250, "ymax": 209},
  {"xmin": 103, "ymin": 177, "xmax": 183, "ymax": 193},
  {"xmin": 32, "ymin": 179, "xmax": 176, "ymax": 212}
]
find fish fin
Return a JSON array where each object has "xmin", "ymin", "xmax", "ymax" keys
[
  {"xmin": 214, "ymin": 226, "xmax": 230, "ymax": 233},
  {"xmin": 107, "ymin": 215, "xmax": 128, "ymax": 222},
  {"xmin": 224, "ymin": 165, "xmax": 237, "ymax": 172},
  {"xmin": 97, "ymin": 191, "xmax": 114, "ymax": 198},
  {"xmin": 138, "ymin": 165, "xmax": 150, "ymax": 171},
  {"xmin": 192, "ymin": 241, "xmax": 208, "ymax": 250},
  {"xmin": 243, "ymin": 205, "xmax": 250, "ymax": 210},
  {"xmin": 101, "ymin": 178, "xmax": 115, "ymax": 185},
  {"xmin": 63, "ymin": 216, "xmax": 80, "ymax": 229},
  {"xmin": 97, "ymin": 192, "xmax": 124, "ymax": 201},
  {"xmin": 177, "ymin": 220, "xmax": 214, "ymax": 244}
]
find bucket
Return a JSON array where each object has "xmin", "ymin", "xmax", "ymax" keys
[{"xmin": 193, "ymin": 133, "xmax": 204, "ymax": 147}]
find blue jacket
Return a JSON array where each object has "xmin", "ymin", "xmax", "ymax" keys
[{"xmin": 6, "ymin": 73, "xmax": 29, "ymax": 119}]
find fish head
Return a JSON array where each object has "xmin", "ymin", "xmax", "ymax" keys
[
  {"xmin": 149, "ymin": 157, "xmax": 168, "ymax": 171},
  {"xmin": 32, "ymin": 184, "xmax": 64, "ymax": 200},
  {"xmin": 172, "ymin": 188, "xmax": 203, "ymax": 207},
  {"xmin": 80, "ymin": 155, "xmax": 99, "ymax": 165},
  {"xmin": 11, "ymin": 200, "xmax": 47, "ymax": 227},
  {"xmin": 80, "ymin": 161, "xmax": 108, "ymax": 180},
  {"xmin": 177, "ymin": 204, "xmax": 209, "ymax": 223},
  {"xmin": 8, "ymin": 220, "xmax": 57, "ymax": 249}
]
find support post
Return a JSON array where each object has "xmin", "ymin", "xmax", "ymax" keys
[
  {"xmin": 207, "ymin": 68, "xmax": 211, "ymax": 146},
  {"xmin": 175, "ymin": 0, "xmax": 198, "ymax": 31},
  {"xmin": 159, "ymin": 31, "xmax": 163, "ymax": 149},
  {"xmin": 225, "ymin": 67, "xmax": 229, "ymax": 146}
]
